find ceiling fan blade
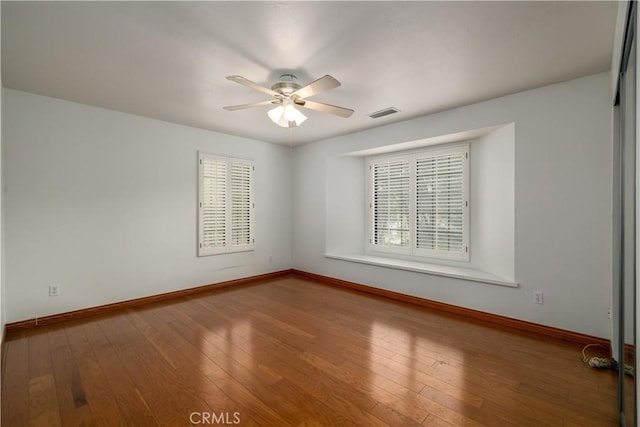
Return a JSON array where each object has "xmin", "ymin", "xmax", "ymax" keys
[
  {"xmin": 297, "ymin": 99, "xmax": 354, "ymax": 118},
  {"xmin": 226, "ymin": 75, "xmax": 280, "ymax": 98},
  {"xmin": 291, "ymin": 75, "xmax": 341, "ymax": 99},
  {"xmin": 223, "ymin": 99, "xmax": 279, "ymax": 111}
]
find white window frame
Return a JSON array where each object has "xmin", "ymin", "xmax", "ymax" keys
[
  {"xmin": 367, "ymin": 144, "xmax": 469, "ymax": 262},
  {"xmin": 198, "ymin": 152, "xmax": 255, "ymax": 256}
]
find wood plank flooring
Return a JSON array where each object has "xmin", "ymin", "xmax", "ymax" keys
[{"xmin": 2, "ymin": 276, "xmax": 620, "ymax": 426}]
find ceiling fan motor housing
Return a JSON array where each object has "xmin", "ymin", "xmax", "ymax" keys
[{"xmin": 271, "ymin": 80, "xmax": 301, "ymax": 97}]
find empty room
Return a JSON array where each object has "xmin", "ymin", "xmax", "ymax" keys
[{"xmin": 0, "ymin": 1, "xmax": 637, "ymax": 426}]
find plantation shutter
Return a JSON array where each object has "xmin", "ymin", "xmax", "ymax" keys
[
  {"xmin": 230, "ymin": 159, "xmax": 254, "ymax": 251},
  {"xmin": 198, "ymin": 153, "xmax": 255, "ymax": 256},
  {"xmin": 415, "ymin": 146, "xmax": 468, "ymax": 259},
  {"xmin": 199, "ymin": 153, "xmax": 228, "ymax": 255},
  {"xmin": 371, "ymin": 158, "xmax": 411, "ymax": 250}
]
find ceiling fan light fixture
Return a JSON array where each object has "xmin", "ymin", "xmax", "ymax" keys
[
  {"xmin": 268, "ymin": 100, "xmax": 307, "ymax": 128},
  {"xmin": 284, "ymin": 104, "xmax": 307, "ymax": 123},
  {"xmin": 267, "ymin": 105, "xmax": 285, "ymax": 125}
]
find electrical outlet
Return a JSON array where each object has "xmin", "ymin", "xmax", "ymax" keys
[
  {"xmin": 608, "ymin": 307, "xmax": 612, "ymax": 320},
  {"xmin": 49, "ymin": 284, "xmax": 60, "ymax": 297},
  {"xmin": 532, "ymin": 291, "xmax": 543, "ymax": 305}
]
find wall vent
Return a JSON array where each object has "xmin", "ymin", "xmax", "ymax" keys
[{"xmin": 368, "ymin": 107, "xmax": 400, "ymax": 119}]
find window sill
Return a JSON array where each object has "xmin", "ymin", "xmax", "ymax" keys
[{"xmin": 324, "ymin": 253, "xmax": 518, "ymax": 288}]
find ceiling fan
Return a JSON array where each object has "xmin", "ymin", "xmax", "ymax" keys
[{"xmin": 223, "ymin": 74, "xmax": 354, "ymax": 128}]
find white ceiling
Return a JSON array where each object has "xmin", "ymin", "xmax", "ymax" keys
[{"xmin": 2, "ymin": 1, "xmax": 618, "ymax": 145}]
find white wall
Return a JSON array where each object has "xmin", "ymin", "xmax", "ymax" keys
[
  {"xmin": 325, "ymin": 156, "xmax": 366, "ymax": 255},
  {"xmin": 3, "ymin": 89, "xmax": 293, "ymax": 323},
  {"xmin": 472, "ymin": 125, "xmax": 515, "ymax": 281},
  {"xmin": 293, "ymin": 72, "xmax": 613, "ymax": 338}
]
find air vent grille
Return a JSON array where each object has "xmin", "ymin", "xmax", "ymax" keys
[{"xmin": 369, "ymin": 107, "xmax": 400, "ymax": 119}]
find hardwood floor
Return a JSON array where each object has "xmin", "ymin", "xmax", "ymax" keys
[{"xmin": 2, "ymin": 276, "xmax": 619, "ymax": 426}]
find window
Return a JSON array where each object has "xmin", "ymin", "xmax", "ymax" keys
[
  {"xmin": 198, "ymin": 152, "xmax": 254, "ymax": 256},
  {"xmin": 368, "ymin": 144, "xmax": 469, "ymax": 261}
]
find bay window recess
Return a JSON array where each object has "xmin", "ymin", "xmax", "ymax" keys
[
  {"xmin": 368, "ymin": 144, "xmax": 469, "ymax": 262},
  {"xmin": 198, "ymin": 152, "xmax": 254, "ymax": 256}
]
